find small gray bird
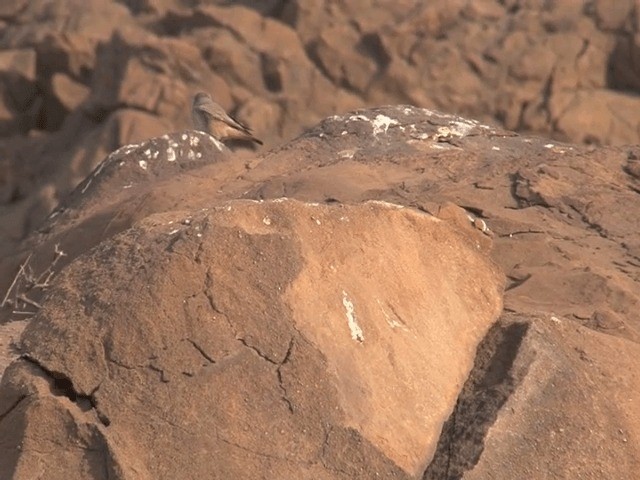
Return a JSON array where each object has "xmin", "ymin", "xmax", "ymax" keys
[{"xmin": 191, "ymin": 92, "xmax": 263, "ymax": 146}]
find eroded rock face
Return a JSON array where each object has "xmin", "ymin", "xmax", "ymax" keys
[
  {"xmin": 1, "ymin": 0, "xmax": 640, "ymax": 259},
  {"xmin": 1, "ymin": 104, "xmax": 640, "ymax": 478},
  {"xmin": 0, "ymin": 198, "xmax": 504, "ymax": 479}
]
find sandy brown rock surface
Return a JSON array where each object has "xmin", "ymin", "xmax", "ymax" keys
[
  {"xmin": 1, "ymin": 1, "xmax": 640, "ymax": 478},
  {"xmin": 1, "ymin": 0, "xmax": 640, "ymax": 258},
  {"xmin": 1, "ymin": 197, "xmax": 504, "ymax": 478},
  {"xmin": 0, "ymin": 105, "xmax": 639, "ymax": 478}
]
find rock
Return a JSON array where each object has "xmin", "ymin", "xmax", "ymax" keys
[
  {"xmin": 43, "ymin": 73, "xmax": 90, "ymax": 130},
  {"xmin": 87, "ymin": 29, "xmax": 197, "ymax": 121},
  {"xmin": 0, "ymin": 320, "xmax": 25, "ymax": 378},
  {"xmin": 0, "ymin": 0, "xmax": 29, "ymax": 20},
  {"xmin": 35, "ymin": 32, "xmax": 97, "ymax": 83},
  {"xmin": 188, "ymin": 4, "xmax": 364, "ymax": 138},
  {"xmin": 0, "ymin": 197, "xmax": 504, "ymax": 478},
  {"xmin": 2, "ymin": 0, "xmax": 640, "ymax": 259},
  {"xmin": 0, "ymin": 0, "xmax": 133, "ymax": 47},
  {"xmin": 0, "ymin": 129, "xmax": 228, "ymax": 318},
  {"xmin": 311, "ymin": 23, "xmax": 380, "ymax": 93},
  {"xmin": 0, "ymin": 105, "xmax": 640, "ymax": 477},
  {"xmin": 0, "ymin": 48, "xmax": 38, "ymax": 134},
  {"xmin": 607, "ymin": 34, "xmax": 640, "ymax": 92},
  {"xmin": 553, "ymin": 89, "xmax": 640, "ymax": 145},
  {"xmin": 0, "ymin": 0, "xmax": 639, "ymax": 473},
  {"xmin": 425, "ymin": 314, "xmax": 640, "ymax": 479},
  {"xmin": 593, "ymin": 0, "xmax": 636, "ymax": 30},
  {"xmin": 283, "ymin": 0, "xmax": 640, "ymax": 145}
]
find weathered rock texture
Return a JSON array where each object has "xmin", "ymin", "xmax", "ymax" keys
[
  {"xmin": 1, "ymin": 105, "xmax": 640, "ymax": 478},
  {"xmin": 0, "ymin": 198, "xmax": 503, "ymax": 479},
  {"xmin": 1, "ymin": 0, "xmax": 640, "ymax": 258}
]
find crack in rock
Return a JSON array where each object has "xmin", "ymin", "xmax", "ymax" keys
[
  {"xmin": 422, "ymin": 321, "xmax": 530, "ymax": 480},
  {"xmin": 22, "ymin": 355, "xmax": 111, "ymax": 427},
  {"xmin": 202, "ymin": 268, "xmax": 297, "ymax": 413},
  {"xmin": 186, "ymin": 339, "xmax": 216, "ymax": 364},
  {"xmin": 276, "ymin": 338, "xmax": 295, "ymax": 413},
  {"xmin": 147, "ymin": 363, "xmax": 170, "ymax": 383},
  {"xmin": 237, "ymin": 337, "xmax": 278, "ymax": 364},
  {"xmin": 0, "ymin": 394, "xmax": 29, "ymax": 424}
]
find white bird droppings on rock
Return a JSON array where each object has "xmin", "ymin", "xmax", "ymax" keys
[
  {"xmin": 342, "ymin": 291, "xmax": 364, "ymax": 343},
  {"xmin": 372, "ymin": 114, "xmax": 399, "ymax": 136},
  {"xmin": 93, "ymin": 161, "xmax": 107, "ymax": 178},
  {"xmin": 338, "ymin": 149, "xmax": 356, "ymax": 159},
  {"xmin": 449, "ymin": 120, "xmax": 476, "ymax": 137},
  {"xmin": 367, "ymin": 200, "xmax": 404, "ymax": 209},
  {"xmin": 80, "ymin": 179, "xmax": 92, "ymax": 194},
  {"xmin": 348, "ymin": 114, "xmax": 370, "ymax": 122},
  {"xmin": 413, "ymin": 132, "xmax": 430, "ymax": 140}
]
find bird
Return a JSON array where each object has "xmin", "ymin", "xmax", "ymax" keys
[{"xmin": 191, "ymin": 92, "xmax": 263, "ymax": 146}]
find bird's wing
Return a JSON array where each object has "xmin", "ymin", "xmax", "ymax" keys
[
  {"xmin": 198, "ymin": 102, "xmax": 254, "ymax": 134},
  {"xmin": 196, "ymin": 101, "xmax": 226, "ymax": 121},
  {"xmin": 225, "ymin": 112, "xmax": 254, "ymax": 134}
]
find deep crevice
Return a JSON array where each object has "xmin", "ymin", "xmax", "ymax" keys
[
  {"xmin": 0, "ymin": 394, "xmax": 28, "ymax": 424},
  {"xmin": 422, "ymin": 320, "xmax": 531, "ymax": 479},
  {"xmin": 22, "ymin": 355, "xmax": 111, "ymax": 427},
  {"xmin": 509, "ymin": 172, "xmax": 550, "ymax": 208},
  {"xmin": 566, "ymin": 203, "xmax": 608, "ymax": 238},
  {"xmin": 504, "ymin": 273, "xmax": 532, "ymax": 291},
  {"xmin": 260, "ymin": 52, "xmax": 283, "ymax": 93}
]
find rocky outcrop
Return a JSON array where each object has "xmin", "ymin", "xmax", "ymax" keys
[
  {"xmin": 0, "ymin": 197, "xmax": 504, "ymax": 479},
  {"xmin": 1, "ymin": 105, "xmax": 639, "ymax": 478},
  {"xmin": 1, "ymin": 0, "xmax": 640, "ymax": 259}
]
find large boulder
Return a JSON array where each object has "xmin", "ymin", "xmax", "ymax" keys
[
  {"xmin": 1, "ymin": 104, "xmax": 639, "ymax": 478},
  {"xmin": 0, "ymin": 197, "xmax": 504, "ymax": 479}
]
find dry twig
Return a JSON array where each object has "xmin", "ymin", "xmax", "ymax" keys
[
  {"xmin": 1, "ymin": 253, "xmax": 32, "ymax": 308},
  {"xmin": 1, "ymin": 244, "xmax": 67, "ymax": 317}
]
